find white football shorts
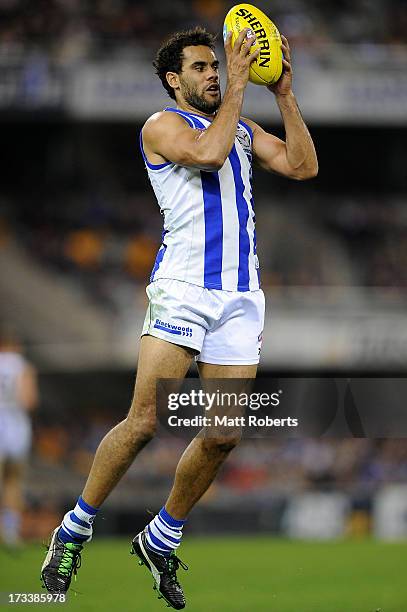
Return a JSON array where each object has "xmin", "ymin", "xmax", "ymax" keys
[
  {"xmin": 0, "ymin": 408, "xmax": 32, "ymax": 461},
  {"xmin": 141, "ymin": 278, "xmax": 265, "ymax": 365}
]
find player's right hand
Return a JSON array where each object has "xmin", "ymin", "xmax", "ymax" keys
[{"xmin": 224, "ymin": 27, "xmax": 260, "ymax": 89}]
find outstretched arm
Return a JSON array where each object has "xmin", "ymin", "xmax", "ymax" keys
[{"xmin": 244, "ymin": 35, "xmax": 318, "ymax": 180}]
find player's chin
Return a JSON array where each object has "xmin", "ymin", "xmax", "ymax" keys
[{"xmin": 204, "ymin": 91, "xmax": 221, "ymax": 109}]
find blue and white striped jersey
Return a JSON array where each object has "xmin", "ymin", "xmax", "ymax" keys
[{"xmin": 140, "ymin": 107, "xmax": 260, "ymax": 292}]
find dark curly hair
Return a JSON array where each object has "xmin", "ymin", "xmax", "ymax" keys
[{"xmin": 153, "ymin": 27, "xmax": 217, "ymax": 100}]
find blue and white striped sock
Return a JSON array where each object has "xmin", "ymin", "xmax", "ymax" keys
[
  {"xmin": 58, "ymin": 496, "xmax": 99, "ymax": 545},
  {"xmin": 146, "ymin": 507, "xmax": 186, "ymax": 557}
]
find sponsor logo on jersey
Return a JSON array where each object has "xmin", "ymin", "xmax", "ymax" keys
[{"xmin": 236, "ymin": 124, "xmax": 252, "ymax": 158}]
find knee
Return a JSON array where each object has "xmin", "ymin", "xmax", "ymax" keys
[
  {"xmin": 204, "ymin": 432, "xmax": 242, "ymax": 454},
  {"xmin": 125, "ymin": 413, "xmax": 156, "ymax": 445}
]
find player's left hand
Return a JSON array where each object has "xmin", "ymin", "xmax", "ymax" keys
[{"xmin": 267, "ymin": 35, "xmax": 293, "ymax": 96}]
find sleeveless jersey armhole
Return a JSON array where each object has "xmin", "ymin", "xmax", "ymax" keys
[{"xmin": 139, "ymin": 130, "xmax": 172, "ymax": 170}]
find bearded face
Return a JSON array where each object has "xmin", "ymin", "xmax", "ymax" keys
[
  {"xmin": 178, "ymin": 73, "xmax": 221, "ymax": 114},
  {"xmin": 168, "ymin": 45, "xmax": 221, "ymax": 115}
]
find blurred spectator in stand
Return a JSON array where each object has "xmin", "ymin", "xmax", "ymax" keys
[{"xmin": 63, "ymin": 227, "xmax": 105, "ymax": 269}]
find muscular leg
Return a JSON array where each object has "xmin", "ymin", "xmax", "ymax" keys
[
  {"xmin": 165, "ymin": 363, "xmax": 257, "ymax": 519},
  {"xmin": 81, "ymin": 336, "xmax": 195, "ymax": 508}
]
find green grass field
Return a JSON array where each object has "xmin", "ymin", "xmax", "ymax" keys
[{"xmin": 1, "ymin": 536, "xmax": 406, "ymax": 611}]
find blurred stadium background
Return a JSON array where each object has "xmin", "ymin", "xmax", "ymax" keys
[{"xmin": 1, "ymin": 0, "xmax": 407, "ymax": 604}]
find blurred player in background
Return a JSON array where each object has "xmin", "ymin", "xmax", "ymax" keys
[
  {"xmin": 41, "ymin": 26, "xmax": 317, "ymax": 608},
  {"xmin": 0, "ymin": 323, "xmax": 38, "ymax": 548}
]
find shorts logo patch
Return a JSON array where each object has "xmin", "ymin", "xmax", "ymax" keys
[
  {"xmin": 258, "ymin": 330, "xmax": 263, "ymax": 355},
  {"xmin": 153, "ymin": 318, "xmax": 193, "ymax": 337}
]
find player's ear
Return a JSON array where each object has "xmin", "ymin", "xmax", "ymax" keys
[{"xmin": 166, "ymin": 72, "xmax": 180, "ymax": 94}]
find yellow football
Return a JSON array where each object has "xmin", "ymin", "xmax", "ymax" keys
[{"xmin": 223, "ymin": 3, "xmax": 283, "ymax": 86}]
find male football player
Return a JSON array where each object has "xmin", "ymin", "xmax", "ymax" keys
[{"xmin": 41, "ymin": 26, "xmax": 317, "ymax": 609}]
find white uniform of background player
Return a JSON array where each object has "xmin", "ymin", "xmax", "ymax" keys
[{"xmin": 0, "ymin": 329, "xmax": 38, "ymax": 546}]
